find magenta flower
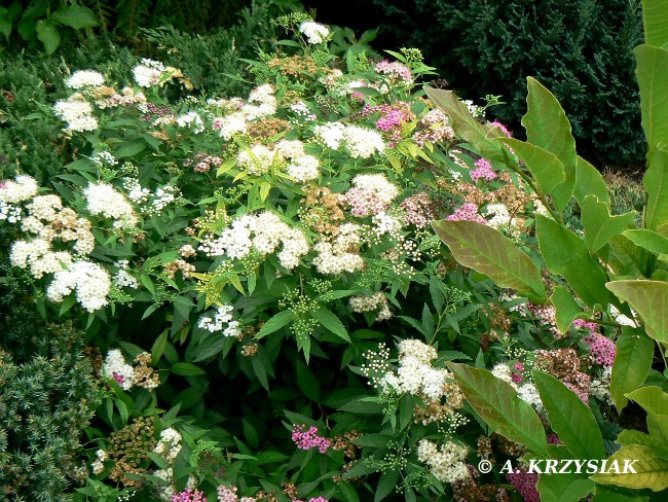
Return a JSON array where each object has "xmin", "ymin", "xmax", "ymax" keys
[
  {"xmin": 507, "ymin": 470, "xmax": 539, "ymax": 502},
  {"xmin": 446, "ymin": 203, "xmax": 486, "ymax": 223},
  {"xmin": 291, "ymin": 424, "xmax": 332, "ymax": 454},
  {"xmin": 172, "ymin": 489, "xmax": 206, "ymax": 502},
  {"xmin": 470, "ymin": 158, "xmax": 497, "ymax": 182},
  {"xmin": 584, "ymin": 333, "xmax": 616, "ymax": 367}
]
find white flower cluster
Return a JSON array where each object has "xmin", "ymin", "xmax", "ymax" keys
[
  {"xmin": 0, "ymin": 175, "xmax": 38, "ymax": 204},
  {"xmin": 54, "ymin": 95, "xmax": 98, "ymax": 132},
  {"xmin": 10, "ymin": 238, "xmax": 72, "ymax": 279},
  {"xmin": 212, "ymin": 84, "xmax": 277, "ymax": 139},
  {"xmin": 349, "ymin": 292, "xmax": 392, "ymax": 321},
  {"xmin": 242, "ymin": 84, "xmax": 277, "ymax": 120},
  {"xmin": 199, "ymin": 212, "xmax": 309, "ymax": 270},
  {"xmin": 371, "ymin": 212, "xmax": 402, "ymax": 237},
  {"xmin": 197, "ymin": 304, "xmax": 241, "ymax": 337},
  {"xmin": 133, "ymin": 58, "xmax": 167, "ymax": 87},
  {"xmin": 91, "ymin": 449, "xmax": 108, "ymax": 474},
  {"xmin": 314, "ymin": 123, "xmax": 385, "ymax": 158},
  {"xmin": 91, "ymin": 151, "xmax": 118, "ymax": 168},
  {"xmin": 153, "ymin": 428, "xmax": 183, "ymax": 462},
  {"xmin": 313, "ymin": 223, "xmax": 365, "ymax": 275},
  {"xmin": 299, "ymin": 21, "xmax": 330, "ymax": 44},
  {"xmin": 463, "ymin": 99, "xmax": 485, "ymax": 118},
  {"xmin": 237, "ymin": 144, "xmax": 276, "ymax": 175},
  {"xmin": 66, "ymin": 70, "xmax": 104, "ymax": 89},
  {"xmin": 123, "ymin": 178, "xmax": 151, "ymax": 204},
  {"xmin": 176, "ymin": 111, "xmax": 205, "ymax": 134},
  {"xmin": 102, "ymin": 349, "xmax": 135, "ymax": 390},
  {"xmin": 114, "ymin": 260, "xmax": 139, "ymax": 289},
  {"xmin": 482, "ymin": 203, "xmax": 520, "ymax": 236},
  {"xmin": 417, "ymin": 439, "xmax": 469, "ymax": 483},
  {"xmin": 47, "ymin": 260, "xmax": 111, "ymax": 312},
  {"xmin": 380, "ymin": 339, "xmax": 452, "ymax": 401},
  {"xmin": 590, "ymin": 367, "xmax": 613, "ymax": 405},
  {"xmin": 276, "ymin": 139, "xmax": 320, "ymax": 182},
  {"xmin": 215, "ymin": 113, "xmax": 247, "ymax": 140},
  {"xmin": 84, "ymin": 182, "xmax": 138, "ymax": 229},
  {"xmin": 289, "ymin": 101, "xmax": 317, "ymax": 121}
]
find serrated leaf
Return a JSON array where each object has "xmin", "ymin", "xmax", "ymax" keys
[
  {"xmin": 592, "ymin": 444, "xmax": 668, "ymax": 491},
  {"xmin": 606, "ymin": 280, "xmax": 668, "ymax": 342},
  {"xmin": 447, "ymin": 363, "xmax": 548, "ymax": 455},
  {"xmin": 497, "ymin": 138, "xmax": 565, "ymax": 195},
  {"xmin": 536, "ymin": 215, "xmax": 611, "ymax": 307},
  {"xmin": 433, "ymin": 220, "xmax": 546, "ymax": 302},
  {"xmin": 581, "ymin": 195, "xmax": 635, "ymax": 252},
  {"xmin": 532, "ymin": 371, "xmax": 605, "ymax": 459},
  {"xmin": 522, "ymin": 77, "xmax": 577, "ymax": 210},
  {"xmin": 314, "ymin": 307, "xmax": 350, "ymax": 342},
  {"xmin": 611, "ymin": 328, "xmax": 654, "ymax": 410},
  {"xmin": 255, "ymin": 310, "xmax": 293, "ymax": 339}
]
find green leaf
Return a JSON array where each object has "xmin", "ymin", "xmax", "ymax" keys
[
  {"xmin": 536, "ymin": 474, "xmax": 596, "ymax": 502},
  {"xmin": 433, "ymin": 220, "xmax": 546, "ymax": 302},
  {"xmin": 623, "ymin": 229, "xmax": 668, "ymax": 254},
  {"xmin": 255, "ymin": 310, "xmax": 294, "ymax": 339},
  {"xmin": 314, "ymin": 307, "xmax": 350, "ymax": 342},
  {"xmin": 536, "ymin": 215, "xmax": 611, "ymax": 307},
  {"xmin": 606, "ymin": 280, "xmax": 668, "ymax": 342},
  {"xmin": 532, "ymin": 370, "xmax": 606, "ymax": 459},
  {"xmin": 642, "ymin": 0, "xmax": 668, "ymax": 48},
  {"xmin": 115, "ymin": 138, "xmax": 147, "ymax": 158},
  {"xmin": 643, "ymin": 147, "xmax": 668, "ymax": 231},
  {"xmin": 574, "ymin": 156, "xmax": 610, "ymax": 207},
  {"xmin": 51, "ymin": 5, "xmax": 98, "ymax": 29},
  {"xmin": 581, "ymin": 195, "xmax": 635, "ymax": 252},
  {"xmin": 374, "ymin": 470, "xmax": 399, "ymax": 502},
  {"xmin": 592, "ymin": 444, "xmax": 668, "ymax": 491},
  {"xmin": 627, "ymin": 386, "xmax": 668, "ymax": 445},
  {"xmin": 0, "ymin": 7, "xmax": 12, "ymax": 39},
  {"xmin": 611, "ymin": 328, "xmax": 654, "ymax": 410},
  {"xmin": 171, "ymin": 362, "xmax": 205, "ymax": 377},
  {"xmin": 522, "ymin": 77, "xmax": 577, "ymax": 210},
  {"xmin": 447, "ymin": 363, "xmax": 548, "ymax": 455},
  {"xmin": 497, "ymin": 138, "xmax": 565, "ymax": 195},
  {"xmin": 35, "ymin": 19, "xmax": 60, "ymax": 55},
  {"xmin": 296, "ymin": 360, "xmax": 321, "ymax": 402},
  {"xmin": 549, "ymin": 286, "xmax": 582, "ymax": 334},
  {"xmin": 636, "ymin": 44, "xmax": 668, "ymax": 150}
]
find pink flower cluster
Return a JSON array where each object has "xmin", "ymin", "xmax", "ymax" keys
[
  {"xmin": 217, "ymin": 486, "xmax": 255, "ymax": 502},
  {"xmin": 489, "ymin": 120, "xmax": 512, "ymax": 138},
  {"xmin": 183, "ymin": 153, "xmax": 223, "ymax": 173},
  {"xmin": 511, "ymin": 362, "xmax": 525, "ymax": 384},
  {"xmin": 470, "ymin": 158, "xmax": 497, "ymax": 182},
  {"xmin": 572, "ymin": 318, "xmax": 598, "ymax": 333},
  {"xmin": 584, "ymin": 332, "xmax": 616, "ymax": 367},
  {"xmin": 564, "ymin": 381, "xmax": 589, "ymax": 404},
  {"xmin": 346, "ymin": 188, "xmax": 388, "ymax": 217},
  {"xmin": 295, "ymin": 498, "xmax": 329, "ymax": 502},
  {"xmin": 172, "ymin": 489, "xmax": 206, "ymax": 502},
  {"xmin": 291, "ymin": 424, "xmax": 332, "ymax": 453},
  {"xmin": 375, "ymin": 60, "xmax": 412, "ymax": 83},
  {"xmin": 446, "ymin": 203, "xmax": 486, "ymax": 224},
  {"xmin": 400, "ymin": 192, "xmax": 436, "ymax": 228},
  {"xmin": 507, "ymin": 470, "xmax": 539, "ymax": 502}
]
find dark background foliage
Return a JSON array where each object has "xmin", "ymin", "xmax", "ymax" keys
[{"xmin": 305, "ymin": 0, "xmax": 646, "ymax": 169}]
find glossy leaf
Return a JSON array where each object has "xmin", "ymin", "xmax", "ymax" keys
[
  {"xmin": 522, "ymin": 77, "xmax": 577, "ymax": 210},
  {"xmin": 635, "ymin": 44, "xmax": 668, "ymax": 149},
  {"xmin": 549, "ymin": 286, "xmax": 582, "ymax": 334},
  {"xmin": 447, "ymin": 363, "xmax": 548, "ymax": 455},
  {"xmin": 574, "ymin": 156, "xmax": 610, "ymax": 207},
  {"xmin": 536, "ymin": 474, "xmax": 595, "ymax": 502},
  {"xmin": 592, "ymin": 444, "xmax": 668, "ymax": 491},
  {"xmin": 606, "ymin": 280, "xmax": 668, "ymax": 342},
  {"xmin": 433, "ymin": 220, "xmax": 546, "ymax": 302},
  {"xmin": 536, "ymin": 215, "xmax": 611, "ymax": 307},
  {"xmin": 497, "ymin": 138, "xmax": 565, "ymax": 195},
  {"xmin": 623, "ymin": 228, "xmax": 668, "ymax": 254},
  {"xmin": 642, "ymin": 0, "xmax": 668, "ymax": 48},
  {"xmin": 643, "ymin": 147, "xmax": 668, "ymax": 232},
  {"xmin": 611, "ymin": 328, "xmax": 654, "ymax": 410},
  {"xmin": 35, "ymin": 19, "xmax": 60, "ymax": 55},
  {"xmin": 581, "ymin": 194, "xmax": 635, "ymax": 252},
  {"xmin": 627, "ymin": 386, "xmax": 668, "ymax": 445},
  {"xmin": 532, "ymin": 370, "xmax": 606, "ymax": 459}
]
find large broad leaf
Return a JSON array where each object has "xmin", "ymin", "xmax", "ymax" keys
[
  {"xmin": 522, "ymin": 77, "xmax": 577, "ymax": 210},
  {"xmin": 536, "ymin": 474, "xmax": 595, "ymax": 502},
  {"xmin": 425, "ymin": 87, "xmax": 505, "ymax": 162},
  {"xmin": 35, "ymin": 19, "xmax": 60, "ymax": 55},
  {"xmin": 574, "ymin": 156, "xmax": 610, "ymax": 207},
  {"xmin": 611, "ymin": 328, "xmax": 654, "ymax": 410},
  {"xmin": 606, "ymin": 280, "xmax": 668, "ymax": 342},
  {"xmin": 536, "ymin": 215, "xmax": 611, "ymax": 307},
  {"xmin": 635, "ymin": 44, "xmax": 668, "ymax": 149},
  {"xmin": 581, "ymin": 195, "xmax": 635, "ymax": 253},
  {"xmin": 433, "ymin": 220, "xmax": 546, "ymax": 302},
  {"xmin": 447, "ymin": 363, "xmax": 548, "ymax": 455},
  {"xmin": 643, "ymin": 147, "xmax": 668, "ymax": 232},
  {"xmin": 642, "ymin": 0, "xmax": 668, "ymax": 49},
  {"xmin": 623, "ymin": 228, "xmax": 668, "ymax": 254},
  {"xmin": 627, "ymin": 386, "xmax": 668, "ymax": 446},
  {"xmin": 549, "ymin": 285, "xmax": 582, "ymax": 334},
  {"xmin": 592, "ymin": 444, "xmax": 668, "ymax": 491},
  {"xmin": 497, "ymin": 138, "xmax": 565, "ymax": 196},
  {"xmin": 51, "ymin": 5, "xmax": 98, "ymax": 29},
  {"xmin": 532, "ymin": 371, "xmax": 606, "ymax": 459}
]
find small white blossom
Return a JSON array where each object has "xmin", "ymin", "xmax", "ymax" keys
[
  {"xmin": 66, "ymin": 70, "xmax": 104, "ymax": 89},
  {"xmin": 299, "ymin": 21, "xmax": 330, "ymax": 44}
]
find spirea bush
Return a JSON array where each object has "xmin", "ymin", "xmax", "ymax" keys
[{"xmin": 0, "ymin": 11, "xmax": 643, "ymax": 502}]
